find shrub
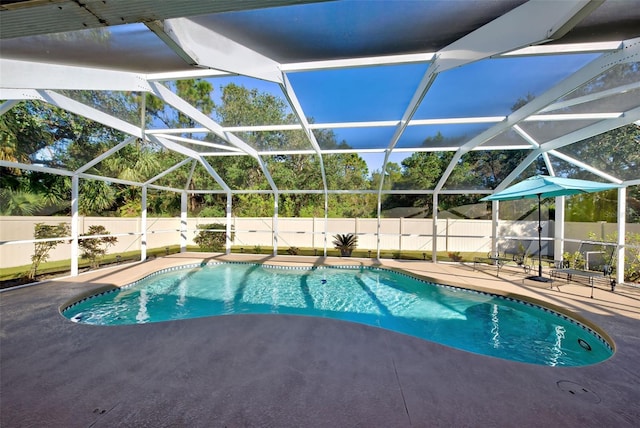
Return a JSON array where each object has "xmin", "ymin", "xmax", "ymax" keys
[
  {"xmin": 193, "ymin": 223, "xmax": 233, "ymax": 252},
  {"xmin": 79, "ymin": 225, "xmax": 118, "ymax": 269},
  {"xmin": 287, "ymin": 247, "xmax": 300, "ymax": 255},
  {"xmin": 587, "ymin": 231, "xmax": 640, "ymax": 283},
  {"xmin": 29, "ymin": 222, "xmax": 70, "ymax": 279},
  {"xmin": 448, "ymin": 251, "xmax": 462, "ymax": 262},
  {"xmin": 332, "ymin": 233, "xmax": 358, "ymax": 257},
  {"xmin": 563, "ymin": 251, "xmax": 584, "ymax": 270}
]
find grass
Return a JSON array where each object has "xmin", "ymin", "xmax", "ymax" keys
[
  {"xmin": 0, "ymin": 246, "xmax": 182, "ymax": 282},
  {"xmin": 231, "ymin": 246, "xmax": 480, "ymax": 263},
  {"xmin": 1, "ymin": 245, "xmax": 479, "ymax": 284}
]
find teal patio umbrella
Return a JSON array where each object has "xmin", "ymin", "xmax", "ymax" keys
[{"xmin": 480, "ymin": 175, "xmax": 621, "ymax": 282}]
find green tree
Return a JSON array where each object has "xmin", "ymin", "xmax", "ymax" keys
[
  {"xmin": 0, "ymin": 187, "xmax": 44, "ymax": 216},
  {"xmin": 0, "ymin": 96, "xmax": 134, "ymax": 215},
  {"xmin": 557, "ymin": 124, "xmax": 640, "ymax": 222}
]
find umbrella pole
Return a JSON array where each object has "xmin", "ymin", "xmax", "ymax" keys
[
  {"xmin": 538, "ymin": 194, "xmax": 542, "ymax": 278},
  {"xmin": 526, "ymin": 194, "xmax": 552, "ymax": 284}
]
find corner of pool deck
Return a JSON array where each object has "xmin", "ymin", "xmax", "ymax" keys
[{"xmin": 2, "ymin": 253, "xmax": 639, "ymax": 427}]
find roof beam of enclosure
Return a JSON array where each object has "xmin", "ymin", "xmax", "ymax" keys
[
  {"xmin": 196, "ymin": 143, "xmax": 539, "ymax": 158},
  {"xmin": 149, "ymin": 19, "xmax": 283, "ymax": 196},
  {"xmin": 495, "ymin": 105, "xmax": 640, "ymax": 190},
  {"xmin": 281, "ymin": 52, "xmax": 435, "ymax": 72},
  {"xmin": 0, "ymin": 100, "xmax": 20, "ymax": 115},
  {"xmin": 210, "ymin": 189, "xmax": 492, "ymax": 195},
  {"xmin": 499, "ymin": 41, "xmax": 621, "ymax": 57},
  {"xmin": 512, "ymin": 125, "xmax": 556, "ymax": 175},
  {"xmin": 0, "ymin": 160, "xmax": 74, "ymax": 177},
  {"xmin": 540, "ymin": 81, "xmax": 640, "ymax": 113},
  {"xmin": 75, "ymin": 136, "xmax": 138, "ymax": 174},
  {"xmin": 148, "ymin": 81, "xmax": 280, "ymax": 195},
  {"xmin": 36, "ymin": 90, "xmax": 144, "ymax": 138},
  {"xmin": 549, "ymin": 150, "xmax": 622, "ymax": 183},
  {"xmin": 0, "ymin": 159, "xmax": 165, "ymax": 189},
  {"xmin": 151, "ymin": 134, "xmax": 244, "ymax": 153},
  {"xmin": 436, "ymin": 35, "xmax": 640, "ymax": 192},
  {"xmin": 145, "ymin": 112, "xmax": 619, "ymax": 135},
  {"xmin": 279, "ymin": 41, "xmax": 616, "ymax": 73},
  {"xmin": 0, "ymin": 89, "xmax": 45, "ymax": 102},
  {"xmin": 0, "ymin": 59, "xmax": 152, "ymax": 92},
  {"xmin": 145, "ymin": 158, "xmax": 195, "ymax": 186},
  {"xmin": 148, "ymin": 82, "xmax": 258, "ymax": 157},
  {"xmin": 434, "ymin": 0, "xmax": 606, "ymax": 192},
  {"xmin": 279, "ymin": 74, "xmax": 329, "ymax": 203},
  {"xmin": 185, "ymin": 161, "xmax": 199, "ymax": 191},
  {"xmin": 0, "ymin": 88, "xmax": 236, "ymax": 192},
  {"xmin": 541, "ymin": 105, "xmax": 640, "ymax": 154},
  {"xmin": 156, "ymin": 17, "xmax": 283, "ymax": 83},
  {"xmin": 148, "ymin": 134, "xmax": 231, "ymax": 193}
]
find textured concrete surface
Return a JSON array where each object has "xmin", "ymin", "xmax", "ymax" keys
[{"xmin": 1, "ymin": 253, "xmax": 639, "ymax": 427}]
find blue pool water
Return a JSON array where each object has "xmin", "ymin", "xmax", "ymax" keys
[{"xmin": 62, "ymin": 262, "xmax": 613, "ymax": 366}]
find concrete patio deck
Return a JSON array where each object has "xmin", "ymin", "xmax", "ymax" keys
[{"xmin": 1, "ymin": 253, "xmax": 639, "ymax": 427}]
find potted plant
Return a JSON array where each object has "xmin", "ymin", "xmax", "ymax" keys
[{"xmin": 332, "ymin": 233, "xmax": 358, "ymax": 257}]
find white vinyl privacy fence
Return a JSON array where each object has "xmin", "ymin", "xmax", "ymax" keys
[{"xmin": 3, "ymin": 216, "xmax": 637, "ymax": 270}]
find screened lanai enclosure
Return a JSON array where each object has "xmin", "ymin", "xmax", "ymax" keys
[{"xmin": 1, "ymin": 0, "xmax": 639, "ymax": 284}]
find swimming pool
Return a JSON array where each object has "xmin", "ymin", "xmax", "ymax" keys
[{"xmin": 62, "ymin": 262, "xmax": 613, "ymax": 367}]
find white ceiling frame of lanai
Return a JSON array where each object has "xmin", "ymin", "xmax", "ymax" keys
[
  {"xmin": 140, "ymin": 0, "xmax": 632, "ymax": 199},
  {"xmin": 148, "ymin": 14, "xmax": 333, "ymax": 197},
  {"xmin": 379, "ymin": 0, "xmax": 607, "ymax": 198},
  {"xmin": 1, "ymin": 0, "xmax": 639, "ymax": 197}
]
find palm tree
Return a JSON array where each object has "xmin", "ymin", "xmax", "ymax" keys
[{"xmin": 0, "ymin": 188, "xmax": 44, "ymax": 215}]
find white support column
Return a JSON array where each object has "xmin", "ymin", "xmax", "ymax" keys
[
  {"xmin": 180, "ymin": 191, "xmax": 188, "ymax": 253},
  {"xmin": 432, "ymin": 194, "xmax": 438, "ymax": 263},
  {"xmin": 324, "ymin": 194, "xmax": 328, "ymax": 257},
  {"xmin": 226, "ymin": 193, "xmax": 232, "ymax": 255},
  {"xmin": 555, "ymin": 196, "xmax": 565, "ymax": 263},
  {"xmin": 492, "ymin": 200, "xmax": 499, "ymax": 256},
  {"xmin": 617, "ymin": 187, "xmax": 626, "ymax": 285},
  {"xmin": 376, "ymin": 194, "xmax": 382, "ymax": 259},
  {"xmin": 141, "ymin": 186, "xmax": 148, "ymax": 261},
  {"xmin": 70, "ymin": 175, "xmax": 79, "ymax": 276},
  {"xmin": 399, "ymin": 217, "xmax": 403, "ymax": 254},
  {"xmin": 273, "ymin": 193, "xmax": 279, "ymax": 256}
]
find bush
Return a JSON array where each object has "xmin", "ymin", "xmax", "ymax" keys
[
  {"xmin": 332, "ymin": 233, "xmax": 358, "ymax": 257},
  {"xmin": 29, "ymin": 222, "xmax": 70, "ymax": 279},
  {"xmin": 587, "ymin": 231, "xmax": 640, "ymax": 283},
  {"xmin": 79, "ymin": 225, "xmax": 118, "ymax": 269},
  {"xmin": 563, "ymin": 251, "xmax": 584, "ymax": 270},
  {"xmin": 287, "ymin": 247, "xmax": 300, "ymax": 255},
  {"xmin": 193, "ymin": 223, "xmax": 233, "ymax": 252}
]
